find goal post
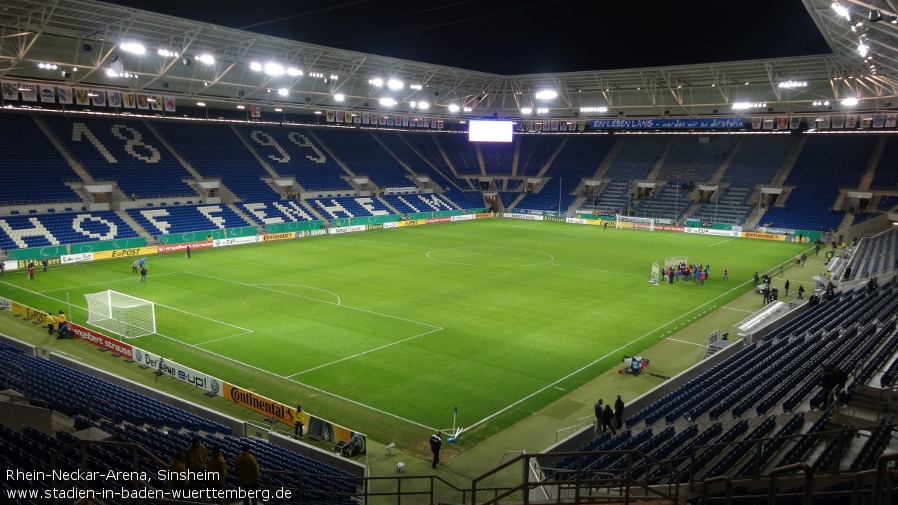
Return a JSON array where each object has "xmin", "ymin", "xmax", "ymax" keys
[
  {"xmin": 650, "ymin": 262, "xmax": 660, "ymax": 285},
  {"xmin": 615, "ymin": 214, "xmax": 654, "ymax": 231},
  {"xmin": 85, "ymin": 290, "xmax": 156, "ymax": 339}
]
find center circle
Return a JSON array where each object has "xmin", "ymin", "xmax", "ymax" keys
[{"xmin": 426, "ymin": 246, "xmax": 554, "ymax": 267}]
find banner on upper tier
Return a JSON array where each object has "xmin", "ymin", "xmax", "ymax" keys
[{"xmin": 590, "ymin": 117, "xmax": 745, "ymax": 129}]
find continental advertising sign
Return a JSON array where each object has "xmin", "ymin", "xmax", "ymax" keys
[
  {"xmin": 222, "ymin": 383, "xmax": 297, "ymax": 425},
  {"xmin": 67, "ymin": 322, "xmax": 134, "ymax": 359},
  {"xmin": 741, "ymin": 231, "xmax": 787, "ymax": 241},
  {"xmin": 93, "ymin": 246, "xmax": 158, "ymax": 260},
  {"xmin": 11, "ymin": 301, "xmax": 50, "ymax": 325},
  {"xmin": 261, "ymin": 232, "xmax": 295, "ymax": 242}
]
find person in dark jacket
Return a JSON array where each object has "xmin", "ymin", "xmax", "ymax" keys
[
  {"xmin": 429, "ymin": 431, "xmax": 442, "ymax": 469},
  {"xmin": 614, "ymin": 395, "xmax": 625, "ymax": 429},
  {"xmin": 601, "ymin": 404, "xmax": 616, "ymax": 435},
  {"xmin": 819, "ymin": 365, "xmax": 838, "ymax": 410}
]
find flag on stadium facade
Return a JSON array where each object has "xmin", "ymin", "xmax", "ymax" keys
[
  {"xmin": 164, "ymin": 96, "xmax": 176, "ymax": 112},
  {"xmin": 108, "ymin": 91, "xmax": 122, "ymax": 108},
  {"xmin": 39, "ymin": 85, "xmax": 56, "ymax": 103},
  {"xmin": 751, "ymin": 117, "xmax": 762, "ymax": 129},
  {"xmin": 886, "ymin": 114, "xmax": 898, "ymax": 128},
  {"xmin": 353, "ymin": 113, "xmax": 360, "ymax": 124},
  {"xmin": 402, "ymin": 115, "xmax": 409, "ymax": 127},
  {"xmin": 250, "ymin": 104, "xmax": 260, "ymax": 118},
  {"xmin": 150, "ymin": 95, "xmax": 162, "ymax": 111},
  {"xmin": 873, "ymin": 114, "xmax": 885, "ymax": 128},
  {"xmin": 860, "ymin": 116, "xmax": 872, "ymax": 128},
  {"xmin": 817, "ymin": 116, "xmax": 830, "ymax": 129},
  {"xmin": 762, "ymin": 118, "xmax": 774, "ymax": 129},
  {"xmin": 846, "ymin": 115, "xmax": 858, "ymax": 128},
  {"xmin": 789, "ymin": 116, "xmax": 801, "ymax": 129},
  {"xmin": 91, "ymin": 90, "xmax": 106, "ymax": 106},
  {"xmin": 361, "ymin": 112, "xmax": 370, "ymax": 124},
  {"xmin": 831, "ymin": 115, "xmax": 845, "ymax": 128},
  {"xmin": 136, "ymin": 94, "xmax": 149, "ymax": 109},
  {"xmin": 379, "ymin": 114, "xmax": 387, "ymax": 125},
  {"xmin": 19, "ymin": 84, "xmax": 37, "ymax": 101},
  {"xmin": 1, "ymin": 82, "xmax": 17, "ymax": 100},
  {"xmin": 57, "ymin": 86, "xmax": 72, "ymax": 104},
  {"xmin": 345, "ymin": 111, "xmax": 353, "ymax": 124},
  {"xmin": 325, "ymin": 110, "xmax": 334, "ymax": 122},
  {"xmin": 75, "ymin": 88, "xmax": 90, "ymax": 105},
  {"xmin": 122, "ymin": 93, "xmax": 135, "ymax": 109},
  {"xmin": 776, "ymin": 117, "xmax": 788, "ymax": 129},
  {"xmin": 335, "ymin": 110, "xmax": 343, "ymax": 122}
]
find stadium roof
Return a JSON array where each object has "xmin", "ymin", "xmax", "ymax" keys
[{"xmin": 1, "ymin": 0, "xmax": 897, "ymax": 121}]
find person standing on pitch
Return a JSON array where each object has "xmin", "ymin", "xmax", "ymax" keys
[
  {"xmin": 430, "ymin": 430, "xmax": 442, "ymax": 469},
  {"xmin": 784, "ymin": 279, "xmax": 790, "ymax": 297},
  {"xmin": 186, "ymin": 245, "xmax": 191, "ymax": 259},
  {"xmin": 140, "ymin": 264, "xmax": 148, "ymax": 283},
  {"xmin": 132, "ymin": 259, "xmax": 139, "ymax": 274},
  {"xmin": 594, "ymin": 399, "xmax": 603, "ymax": 429}
]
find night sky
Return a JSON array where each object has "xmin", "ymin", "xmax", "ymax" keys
[{"xmin": 103, "ymin": 0, "xmax": 832, "ymax": 74}]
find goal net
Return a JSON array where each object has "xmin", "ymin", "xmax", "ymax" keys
[
  {"xmin": 85, "ymin": 290, "xmax": 156, "ymax": 339},
  {"xmin": 615, "ymin": 214, "xmax": 654, "ymax": 231}
]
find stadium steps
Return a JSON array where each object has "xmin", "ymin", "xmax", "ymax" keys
[
  {"xmin": 706, "ymin": 137, "xmax": 743, "ymax": 184},
  {"xmin": 769, "ymin": 135, "xmax": 808, "ymax": 187},
  {"xmin": 31, "ymin": 115, "xmax": 95, "ymax": 184},
  {"xmin": 143, "ymin": 121, "xmax": 205, "ymax": 181},
  {"xmin": 228, "ymin": 124, "xmax": 292, "ymax": 183},
  {"xmin": 643, "ymin": 137, "xmax": 675, "ymax": 181},
  {"xmin": 856, "ymin": 135, "xmax": 888, "ymax": 192}
]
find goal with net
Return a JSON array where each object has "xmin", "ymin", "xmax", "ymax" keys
[
  {"xmin": 85, "ymin": 290, "xmax": 156, "ymax": 338},
  {"xmin": 615, "ymin": 214, "xmax": 654, "ymax": 231}
]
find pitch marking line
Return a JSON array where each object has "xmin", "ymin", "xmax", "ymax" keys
[
  {"xmin": 38, "ymin": 271, "xmax": 182, "ymax": 292},
  {"xmin": 151, "ymin": 331, "xmax": 435, "ymax": 431},
  {"xmin": 285, "ymin": 327, "xmax": 444, "ymax": 377},
  {"xmin": 463, "ymin": 277, "xmax": 760, "ymax": 433},
  {"xmin": 251, "ymin": 283, "xmax": 341, "ymax": 305},
  {"xmin": 721, "ymin": 306, "xmax": 756, "ymax": 314},
  {"xmin": 186, "ymin": 271, "xmax": 442, "ymax": 330},
  {"xmin": 666, "ymin": 338, "xmax": 704, "ymax": 347},
  {"xmin": 708, "ymin": 239, "xmax": 734, "ymax": 247}
]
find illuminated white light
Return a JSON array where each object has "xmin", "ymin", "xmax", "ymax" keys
[
  {"xmin": 812, "ymin": 101, "xmax": 832, "ymax": 106},
  {"xmin": 106, "ymin": 68, "xmax": 118, "ymax": 77},
  {"xmin": 264, "ymin": 62, "xmax": 285, "ymax": 76},
  {"xmin": 195, "ymin": 54, "xmax": 215, "ymax": 65},
  {"xmin": 277, "ymin": 88, "xmax": 288, "ymax": 97},
  {"xmin": 418, "ymin": 101, "xmax": 430, "ymax": 110},
  {"xmin": 120, "ymin": 42, "xmax": 145, "ymax": 55},
  {"xmin": 274, "ymin": 108, "xmax": 282, "ymax": 112},
  {"xmin": 249, "ymin": 62, "xmax": 262, "ymax": 72},
  {"xmin": 831, "ymin": 2, "xmax": 850, "ymax": 20},
  {"xmin": 778, "ymin": 81, "xmax": 807, "ymax": 88},
  {"xmin": 410, "ymin": 84, "xmax": 422, "ymax": 90},
  {"xmin": 379, "ymin": 97, "xmax": 396, "ymax": 107},
  {"xmin": 196, "ymin": 102, "xmax": 206, "ymax": 107},
  {"xmin": 369, "ymin": 78, "xmax": 384, "ymax": 87},
  {"xmin": 535, "ymin": 90, "xmax": 557, "ymax": 100},
  {"xmin": 334, "ymin": 94, "xmax": 345, "ymax": 102},
  {"xmin": 237, "ymin": 105, "xmax": 245, "ymax": 109},
  {"xmin": 732, "ymin": 102, "xmax": 767, "ymax": 110},
  {"xmin": 387, "ymin": 79, "xmax": 404, "ymax": 90},
  {"xmin": 537, "ymin": 108, "xmax": 549, "ymax": 114},
  {"xmin": 521, "ymin": 107, "xmax": 533, "ymax": 114},
  {"xmin": 38, "ymin": 63, "xmax": 58, "ymax": 70},
  {"xmin": 858, "ymin": 43, "xmax": 868, "ymax": 57},
  {"xmin": 157, "ymin": 49, "xmax": 179, "ymax": 58},
  {"xmin": 580, "ymin": 107, "xmax": 608, "ymax": 113},
  {"xmin": 842, "ymin": 97, "xmax": 859, "ymax": 106},
  {"xmin": 287, "ymin": 67, "xmax": 302, "ymax": 76},
  {"xmin": 463, "ymin": 107, "xmax": 472, "ymax": 112},
  {"xmin": 329, "ymin": 74, "xmax": 338, "ymax": 81},
  {"xmin": 448, "ymin": 104, "xmax": 460, "ymax": 112}
]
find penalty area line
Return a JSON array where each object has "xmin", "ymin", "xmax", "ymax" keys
[
  {"xmin": 285, "ymin": 327, "xmax": 444, "ymax": 377},
  {"xmin": 152, "ymin": 331, "xmax": 434, "ymax": 431}
]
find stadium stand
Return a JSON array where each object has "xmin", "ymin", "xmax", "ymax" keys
[
  {"xmin": 126, "ymin": 204, "xmax": 250, "ymax": 235},
  {"xmin": 0, "ymin": 210, "xmax": 139, "ymax": 250}
]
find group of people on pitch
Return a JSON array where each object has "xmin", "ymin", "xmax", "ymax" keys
[{"xmin": 46, "ymin": 310, "xmax": 73, "ymax": 339}]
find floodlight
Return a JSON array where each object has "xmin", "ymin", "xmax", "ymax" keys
[
  {"xmin": 249, "ymin": 61, "xmax": 262, "ymax": 71},
  {"xmin": 448, "ymin": 104, "xmax": 460, "ymax": 112},
  {"xmin": 195, "ymin": 54, "xmax": 214, "ymax": 65},
  {"xmin": 264, "ymin": 62, "xmax": 285, "ymax": 76},
  {"xmin": 120, "ymin": 42, "xmax": 145, "ymax": 55},
  {"xmin": 334, "ymin": 94, "xmax": 345, "ymax": 102},
  {"xmin": 463, "ymin": 107, "xmax": 472, "ymax": 112},
  {"xmin": 277, "ymin": 88, "xmax": 288, "ymax": 96},
  {"xmin": 287, "ymin": 67, "xmax": 302, "ymax": 76},
  {"xmin": 535, "ymin": 90, "xmax": 557, "ymax": 100},
  {"xmin": 387, "ymin": 79, "xmax": 404, "ymax": 90},
  {"xmin": 410, "ymin": 84, "xmax": 422, "ymax": 90},
  {"xmin": 157, "ymin": 48, "xmax": 178, "ymax": 57},
  {"xmin": 417, "ymin": 101, "xmax": 430, "ymax": 110},
  {"xmin": 521, "ymin": 107, "xmax": 533, "ymax": 114},
  {"xmin": 379, "ymin": 97, "xmax": 396, "ymax": 107},
  {"xmin": 842, "ymin": 97, "xmax": 859, "ymax": 106},
  {"xmin": 196, "ymin": 102, "xmax": 206, "ymax": 107},
  {"xmin": 831, "ymin": 2, "xmax": 850, "ymax": 21},
  {"xmin": 369, "ymin": 78, "xmax": 384, "ymax": 87}
]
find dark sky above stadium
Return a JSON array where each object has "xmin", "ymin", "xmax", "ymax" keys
[{"xmin": 104, "ymin": 0, "xmax": 831, "ymax": 74}]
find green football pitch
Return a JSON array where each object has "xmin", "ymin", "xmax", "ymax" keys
[{"xmin": 0, "ymin": 219, "xmax": 807, "ymax": 450}]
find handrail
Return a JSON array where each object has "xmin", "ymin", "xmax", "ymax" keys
[
  {"xmin": 768, "ymin": 462, "xmax": 812, "ymax": 505},
  {"xmin": 2, "ymin": 361, "xmax": 27, "ymax": 396},
  {"xmin": 701, "ymin": 474, "xmax": 732, "ymax": 505},
  {"xmin": 873, "ymin": 452, "xmax": 898, "ymax": 505},
  {"xmin": 86, "ymin": 394, "xmax": 115, "ymax": 426}
]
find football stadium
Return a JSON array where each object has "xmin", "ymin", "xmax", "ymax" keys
[{"xmin": 1, "ymin": 1, "xmax": 898, "ymax": 504}]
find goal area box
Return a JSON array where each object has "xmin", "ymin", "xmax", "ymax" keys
[{"xmin": 85, "ymin": 290, "xmax": 156, "ymax": 339}]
